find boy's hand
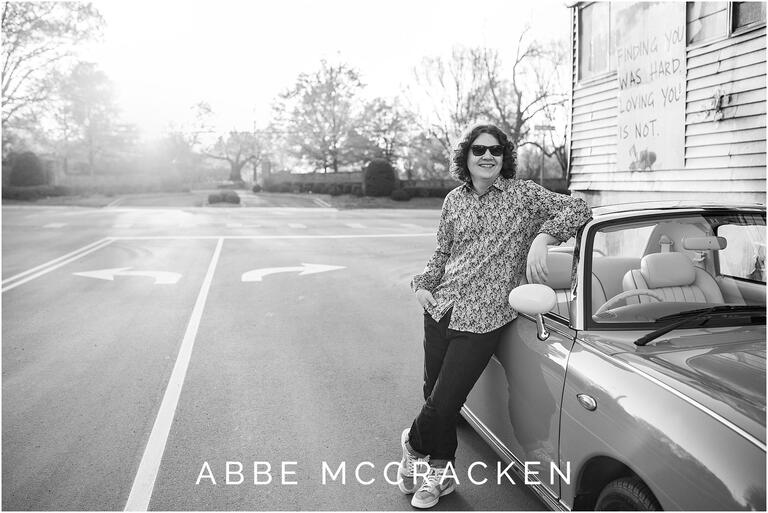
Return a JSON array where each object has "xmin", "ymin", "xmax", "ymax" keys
[
  {"xmin": 416, "ymin": 289, "xmax": 437, "ymax": 309},
  {"xmin": 526, "ymin": 234, "xmax": 555, "ymax": 284}
]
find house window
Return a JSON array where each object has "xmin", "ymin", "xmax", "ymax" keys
[
  {"xmin": 733, "ymin": 1, "xmax": 767, "ymax": 31},
  {"xmin": 578, "ymin": 2, "xmax": 612, "ymax": 81},
  {"xmin": 687, "ymin": 2, "xmax": 729, "ymax": 44},
  {"xmin": 687, "ymin": 2, "xmax": 767, "ymax": 45}
]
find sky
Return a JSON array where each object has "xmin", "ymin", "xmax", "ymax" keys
[{"xmin": 83, "ymin": 0, "xmax": 572, "ymax": 138}]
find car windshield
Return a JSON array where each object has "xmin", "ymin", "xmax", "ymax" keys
[{"xmin": 588, "ymin": 211, "xmax": 766, "ymax": 326}]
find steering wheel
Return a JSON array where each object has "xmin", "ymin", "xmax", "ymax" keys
[{"xmin": 595, "ymin": 289, "xmax": 665, "ymax": 315}]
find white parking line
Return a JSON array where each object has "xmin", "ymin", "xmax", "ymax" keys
[
  {"xmin": 2, "ymin": 238, "xmax": 114, "ymax": 293},
  {"xmin": 125, "ymin": 238, "xmax": 224, "ymax": 511},
  {"xmin": 345, "ymin": 223, "xmax": 365, "ymax": 229},
  {"xmin": 399, "ymin": 223, "xmax": 423, "ymax": 229},
  {"xmin": 42, "ymin": 223, "xmax": 67, "ymax": 228},
  {"xmin": 226, "ymin": 223, "xmax": 243, "ymax": 228},
  {"xmin": 108, "ymin": 233, "xmax": 434, "ymax": 240},
  {"xmin": 313, "ymin": 198, "xmax": 332, "ymax": 207},
  {"xmin": 113, "ymin": 223, "xmax": 133, "ymax": 229},
  {"xmin": 288, "ymin": 223, "xmax": 307, "ymax": 229}
]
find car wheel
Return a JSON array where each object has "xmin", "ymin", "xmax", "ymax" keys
[{"xmin": 595, "ymin": 476, "xmax": 660, "ymax": 511}]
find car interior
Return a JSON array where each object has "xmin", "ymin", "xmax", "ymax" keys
[{"xmin": 525, "ymin": 214, "xmax": 766, "ymax": 326}]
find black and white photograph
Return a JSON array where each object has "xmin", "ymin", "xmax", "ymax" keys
[{"xmin": 2, "ymin": 0, "xmax": 766, "ymax": 511}]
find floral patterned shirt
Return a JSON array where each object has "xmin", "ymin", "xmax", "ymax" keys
[{"xmin": 411, "ymin": 177, "xmax": 592, "ymax": 333}]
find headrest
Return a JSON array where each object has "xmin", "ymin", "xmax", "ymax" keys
[
  {"xmin": 682, "ymin": 236, "xmax": 727, "ymax": 251},
  {"xmin": 640, "ymin": 252, "xmax": 695, "ymax": 288},
  {"xmin": 543, "ymin": 252, "xmax": 573, "ymax": 289}
]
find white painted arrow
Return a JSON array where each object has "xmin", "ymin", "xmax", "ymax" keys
[
  {"xmin": 73, "ymin": 267, "xmax": 182, "ymax": 284},
  {"xmin": 241, "ymin": 263, "xmax": 345, "ymax": 282}
]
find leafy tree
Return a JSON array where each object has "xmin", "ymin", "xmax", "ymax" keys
[
  {"xmin": 162, "ymin": 101, "xmax": 217, "ymax": 182},
  {"xmin": 204, "ymin": 131, "xmax": 264, "ymax": 183},
  {"xmin": 1, "ymin": 2, "xmax": 104, "ymax": 128},
  {"xmin": 50, "ymin": 61, "xmax": 119, "ymax": 175},
  {"xmin": 354, "ymin": 97, "xmax": 414, "ymax": 163},
  {"xmin": 273, "ymin": 60, "xmax": 364, "ymax": 173},
  {"xmin": 399, "ymin": 133, "xmax": 451, "ymax": 180}
]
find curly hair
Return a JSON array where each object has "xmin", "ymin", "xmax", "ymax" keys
[{"xmin": 449, "ymin": 123, "xmax": 516, "ymax": 184}]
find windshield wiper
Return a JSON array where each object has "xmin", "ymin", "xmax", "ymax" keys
[
  {"xmin": 654, "ymin": 305, "xmax": 766, "ymax": 322},
  {"xmin": 635, "ymin": 306, "xmax": 766, "ymax": 347}
]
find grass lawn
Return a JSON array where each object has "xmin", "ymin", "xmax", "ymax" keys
[{"xmin": 2, "ymin": 194, "xmax": 118, "ymax": 207}]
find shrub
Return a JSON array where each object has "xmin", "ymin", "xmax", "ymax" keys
[
  {"xmin": 390, "ymin": 189, "xmax": 411, "ymax": 201},
  {"xmin": 427, "ymin": 187, "xmax": 453, "ymax": 198},
  {"xmin": 363, "ymin": 159, "xmax": 396, "ymax": 197},
  {"xmin": 329, "ymin": 184, "xmax": 343, "ymax": 196},
  {"xmin": 252, "ymin": 184, "xmax": 262, "ymax": 193},
  {"xmin": 9, "ymin": 151, "xmax": 47, "ymax": 186},
  {"xmin": 208, "ymin": 191, "xmax": 240, "ymax": 204},
  {"xmin": 2, "ymin": 185, "xmax": 71, "ymax": 201},
  {"xmin": 223, "ymin": 190, "xmax": 241, "ymax": 204}
]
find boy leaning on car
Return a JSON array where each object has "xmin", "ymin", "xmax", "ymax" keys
[{"xmin": 399, "ymin": 123, "xmax": 592, "ymax": 509}]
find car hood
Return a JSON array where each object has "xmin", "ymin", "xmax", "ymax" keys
[{"xmin": 587, "ymin": 327, "xmax": 766, "ymax": 447}]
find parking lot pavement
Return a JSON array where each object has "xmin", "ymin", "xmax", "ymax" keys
[{"xmin": 2, "ymin": 206, "xmax": 544, "ymax": 511}]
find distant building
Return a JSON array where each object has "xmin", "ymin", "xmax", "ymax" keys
[{"xmin": 568, "ymin": 2, "xmax": 766, "ymax": 205}]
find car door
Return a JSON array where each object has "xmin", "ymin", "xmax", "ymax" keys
[{"xmin": 465, "ymin": 304, "xmax": 576, "ymax": 499}]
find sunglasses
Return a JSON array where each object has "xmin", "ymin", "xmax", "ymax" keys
[{"xmin": 470, "ymin": 144, "xmax": 504, "ymax": 157}]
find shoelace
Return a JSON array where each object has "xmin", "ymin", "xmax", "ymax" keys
[
  {"xmin": 418, "ymin": 467, "xmax": 446, "ymax": 491},
  {"xmin": 407, "ymin": 455, "xmax": 430, "ymax": 474}
]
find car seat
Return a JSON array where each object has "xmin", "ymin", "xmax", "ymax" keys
[
  {"xmin": 541, "ymin": 251, "xmax": 574, "ymax": 317},
  {"xmin": 622, "ymin": 251, "xmax": 724, "ymax": 304}
]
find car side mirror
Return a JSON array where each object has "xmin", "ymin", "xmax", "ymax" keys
[{"xmin": 508, "ymin": 284, "xmax": 557, "ymax": 341}]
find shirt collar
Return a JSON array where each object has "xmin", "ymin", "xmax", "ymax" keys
[{"xmin": 463, "ymin": 176, "xmax": 512, "ymax": 194}]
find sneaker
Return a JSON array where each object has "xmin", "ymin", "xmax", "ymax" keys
[
  {"xmin": 398, "ymin": 428, "xmax": 429, "ymax": 494},
  {"xmin": 411, "ymin": 466, "xmax": 456, "ymax": 509}
]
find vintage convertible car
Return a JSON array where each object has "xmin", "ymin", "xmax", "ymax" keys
[{"xmin": 462, "ymin": 201, "xmax": 766, "ymax": 511}]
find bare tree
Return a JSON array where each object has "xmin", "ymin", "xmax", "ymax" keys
[
  {"xmin": 403, "ymin": 35, "xmax": 569, "ymax": 178},
  {"xmin": 480, "ymin": 31, "xmax": 569, "ymax": 174},
  {"xmin": 1, "ymin": 2, "xmax": 103, "ymax": 128},
  {"xmin": 405, "ymin": 47, "xmax": 488, "ymax": 160}
]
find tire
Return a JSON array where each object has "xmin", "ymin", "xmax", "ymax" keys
[{"xmin": 595, "ymin": 476, "xmax": 661, "ymax": 511}]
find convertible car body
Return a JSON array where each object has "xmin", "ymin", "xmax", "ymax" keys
[{"xmin": 462, "ymin": 202, "xmax": 766, "ymax": 511}]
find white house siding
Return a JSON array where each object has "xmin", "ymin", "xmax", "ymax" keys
[
  {"xmin": 568, "ymin": 5, "xmax": 766, "ymax": 207},
  {"xmin": 685, "ymin": 26, "xmax": 766, "ymax": 200}
]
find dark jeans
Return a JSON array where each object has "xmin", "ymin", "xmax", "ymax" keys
[{"xmin": 408, "ymin": 308, "xmax": 505, "ymax": 465}]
